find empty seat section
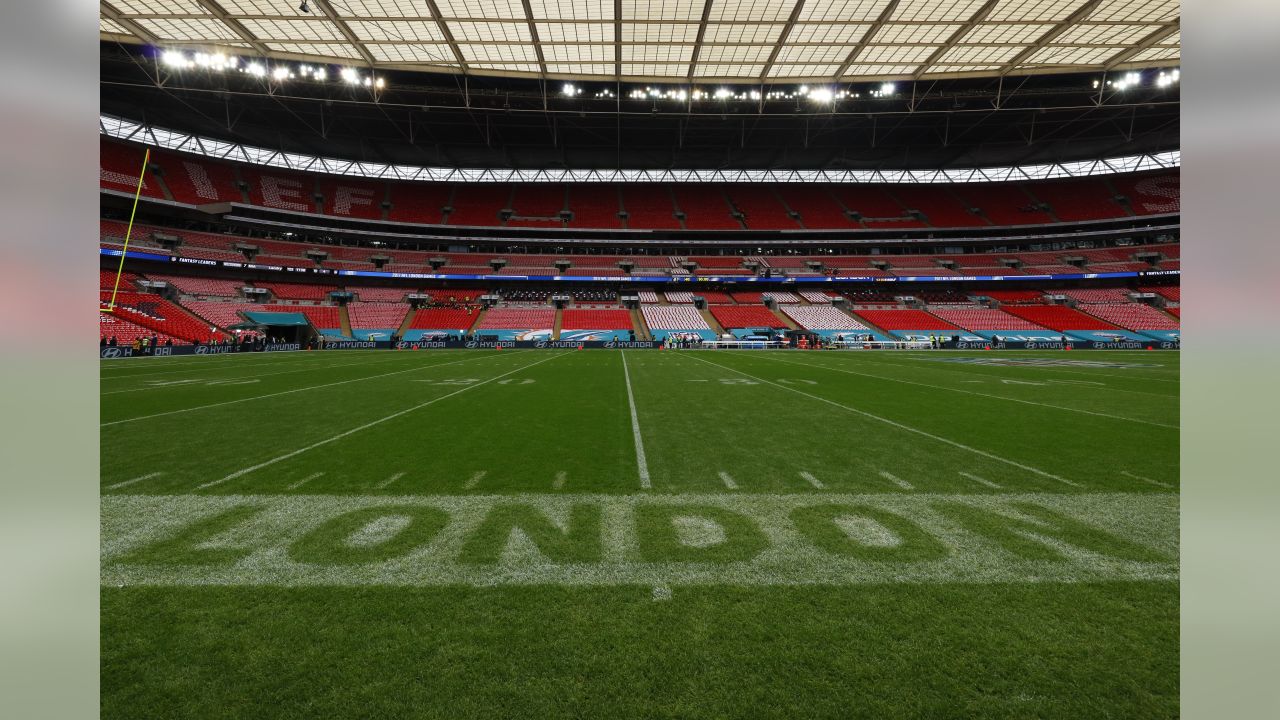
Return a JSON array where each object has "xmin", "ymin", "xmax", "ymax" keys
[
  {"xmin": 100, "ymin": 269, "xmax": 141, "ymax": 290},
  {"xmin": 621, "ymin": 186, "xmax": 681, "ymax": 229},
  {"xmin": 179, "ymin": 300, "xmax": 260, "ymax": 330},
  {"xmin": 641, "ymin": 305, "xmax": 711, "ymax": 332},
  {"xmin": 1025, "ymin": 178, "xmax": 1125, "ymax": 221},
  {"xmin": 101, "ymin": 291, "xmax": 221, "ymax": 343},
  {"xmin": 1059, "ymin": 288, "xmax": 1134, "ymax": 304},
  {"xmin": 347, "ymin": 303, "xmax": 409, "ymax": 330},
  {"xmin": 387, "ymin": 183, "xmax": 450, "ymax": 224},
  {"xmin": 447, "ymin": 184, "xmax": 512, "ymax": 226},
  {"xmin": 100, "ymin": 314, "xmax": 183, "ymax": 345},
  {"xmin": 762, "ymin": 291, "xmax": 800, "ymax": 304},
  {"xmin": 476, "ymin": 308, "xmax": 554, "ymax": 330},
  {"xmin": 782, "ymin": 306, "xmax": 869, "ymax": 331},
  {"xmin": 672, "ymin": 186, "xmax": 739, "ymax": 229},
  {"xmin": 423, "ymin": 288, "xmax": 486, "ymax": 304},
  {"xmin": 636, "ymin": 290, "xmax": 660, "ymax": 303},
  {"xmin": 830, "ymin": 187, "xmax": 925, "ymax": 228},
  {"xmin": 1083, "ymin": 304, "xmax": 1179, "ymax": 330},
  {"xmin": 728, "ymin": 186, "xmax": 797, "ymax": 229},
  {"xmin": 408, "ymin": 307, "xmax": 479, "ymax": 330},
  {"xmin": 926, "ymin": 307, "xmax": 1049, "ymax": 331},
  {"xmin": 241, "ymin": 167, "xmax": 317, "ymax": 213},
  {"xmin": 952, "ymin": 183, "xmax": 1052, "ymax": 226},
  {"xmin": 892, "ymin": 186, "xmax": 985, "ymax": 227},
  {"xmin": 710, "ymin": 305, "xmax": 785, "ymax": 329},
  {"xmin": 146, "ymin": 274, "xmax": 242, "ymax": 297},
  {"xmin": 776, "ymin": 186, "xmax": 853, "ymax": 228},
  {"xmin": 561, "ymin": 309, "xmax": 633, "ymax": 330},
  {"xmin": 318, "ymin": 177, "xmax": 386, "ymax": 219},
  {"xmin": 348, "ymin": 287, "xmax": 409, "ymax": 303},
  {"xmin": 262, "ymin": 304, "xmax": 341, "ymax": 330},
  {"xmin": 1000, "ymin": 305, "xmax": 1120, "ymax": 331},
  {"xmin": 695, "ymin": 291, "xmax": 735, "ymax": 304},
  {"xmin": 100, "ymin": 138, "xmax": 166, "ymax": 199},
  {"xmin": 152, "ymin": 151, "xmax": 242, "ymax": 204},
  {"xmin": 852, "ymin": 309, "xmax": 960, "ymax": 331},
  {"xmin": 510, "ymin": 185, "xmax": 566, "ymax": 219},
  {"xmin": 1141, "ymin": 285, "xmax": 1180, "ymax": 302},
  {"xmin": 1111, "ymin": 172, "xmax": 1179, "ymax": 215},
  {"xmin": 979, "ymin": 289, "xmax": 1047, "ymax": 304},
  {"xmin": 566, "ymin": 185, "xmax": 623, "ymax": 228},
  {"xmin": 691, "ymin": 256, "xmax": 747, "ymax": 269},
  {"xmin": 256, "ymin": 282, "xmax": 337, "ymax": 301},
  {"xmin": 799, "ymin": 289, "xmax": 840, "ymax": 303},
  {"xmin": 729, "ymin": 292, "xmax": 764, "ymax": 304}
]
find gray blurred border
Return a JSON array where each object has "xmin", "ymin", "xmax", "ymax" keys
[
  {"xmin": 0, "ymin": 1, "xmax": 100, "ymax": 717},
  {"xmin": 1182, "ymin": 1, "xmax": 1280, "ymax": 717}
]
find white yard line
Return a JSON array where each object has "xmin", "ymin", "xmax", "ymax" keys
[
  {"xmin": 959, "ymin": 471, "xmax": 1002, "ymax": 489},
  {"xmin": 197, "ymin": 353, "xmax": 564, "ymax": 489},
  {"xmin": 879, "ymin": 470, "xmax": 914, "ymax": 491},
  {"xmin": 1122, "ymin": 470, "xmax": 1173, "ymax": 489},
  {"xmin": 376, "ymin": 472, "xmax": 404, "ymax": 490},
  {"xmin": 680, "ymin": 353, "xmax": 1083, "ymax": 488},
  {"xmin": 105, "ymin": 472, "xmax": 162, "ymax": 491},
  {"xmin": 799, "ymin": 471, "xmax": 825, "ymax": 490},
  {"xmin": 755, "ymin": 354, "xmax": 1178, "ymax": 430},
  {"xmin": 102, "ymin": 357, "xmax": 380, "ymax": 395},
  {"xmin": 287, "ymin": 472, "xmax": 324, "ymax": 491},
  {"xmin": 464, "ymin": 471, "xmax": 488, "ymax": 490},
  {"xmin": 718, "ymin": 471, "xmax": 739, "ymax": 490},
  {"xmin": 620, "ymin": 352, "xmax": 652, "ymax": 490},
  {"xmin": 102, "ymin": 351, "xmax": 515, "ymax": 427}
]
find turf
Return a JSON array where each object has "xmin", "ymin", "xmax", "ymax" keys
[{"xmin": 101, "ymin": 348, "xmax": 1179, "ymax": 718}]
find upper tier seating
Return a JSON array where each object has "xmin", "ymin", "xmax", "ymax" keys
[
  {"xmin": 621, "ymin": 186, "xmax": 681, "ymax": 229},
  {"xmin": 641, "ymin": 305, "xmax": 711, "ymax": 331},
  {"xmin": 951, "ymin": 183, "xmax": 1053, "ymax": 226},
  {"xmin": 99, "ymin": 137, "xmax": 165, "ymax": 200},
  {"xmin": 1000, "ymin": 305, "xmax": 1120, "ymax": 331},
  {"xmin": 1083, "ymin": 303, "xmax": 1180, "ymax": 330},
  {"xmin": 979, "ymin": 289, "xmax": 1048, "ymax": 304},
  {"xmin": 240, "ymin": 167, "xmax": 317, "ymax": 213},
  {"xmin": 1059, "ymin": 288, "xmax": 1135, "ymax": 304},
  {"xmin": 348, "ymin": 286, "xmax": 409, "ymax": 303},
  {"xmin": 775, "ymin": 187, "xmax": 855, "ymax": 228},
  {"xmin": 710, "ymin": 305, "xmax": 785, "ymax": 329},
  {"xmin": 926, "ymin": 307, "xmax": 1049, "ymax": 331},
  {"xmin": 386, "ymin": 183, "xmax": 450, "ymax": 224},
  {"xmin": 565, "ymin": 186, "xmax": 623, "ymax": 229},
  {"xmin": 892, "ymin": 186, "xmax": 986, "ymax": 227},
  {"xmin": 672, "ymin": 186, "xmax": 741, "ymax": 230},
  {"xmin": 852, "ymin": 309, "xmax": 961, "ymax": 331},
  {"xmin": 1025, "ymin": 178, "xmax": 1127, "ymax": 221},
  {"xmin": 561, "ymin": 309, "xmax": 633, "ymax": 330},
  {"xmin": 476, "ymin": 307, "xmax": 555, "ymax": 329},
  {"xmin": 509, "ymin": 185, "xmax": 566, "ymax": 219},
  {"xmin": 1111, "ymin": 172, "xmax": 1179, "ymax": 215},
  {"xmin": 408, "ymin": 307, "xmax": 479, "ymax": 330},
  {"xmin": 317, "ymin": 177, "xmax": 386, "ymax": 220},
  {"xmin": 782, "ymin": 306, "xmax": 869, "ymax": 331},
  {"xmin": 448, "ymin": 185, "xmax": 513, "ymax": 226},
  {"xmin": 830, "ymin": 187, "xmax": 927, "ymax": 228},
  {"xmin": 146, "ymin": 274, "xmax": 242, "ymax": 298},
  {"xmin": 347, "ymin": 303, "xmax": 409, "ymax": 330},
  {"xmin": 255, "ymin": 282, "xmax": 338, "ymax": 301},
  {"xmin": 728, "ymin": 186, "xmax": 799, "ymax": 229},
  {"xmin": 151, "ymin": 149, "xmax": 241, "ymax": 204}
]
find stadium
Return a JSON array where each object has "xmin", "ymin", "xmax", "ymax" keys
[{"xmin": 99, "ymin": 1, "xmax": 1180, "ymax": 716}]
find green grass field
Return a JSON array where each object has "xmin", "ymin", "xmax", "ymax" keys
[{"xmin": 101, "ymin": 348, "xmax": 1179, "ymax": 718}]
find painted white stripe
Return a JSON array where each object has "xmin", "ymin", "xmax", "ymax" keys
[
  {"xmin": 620, "ymin": 352, "xmax": 652, "ymax": 490},
  {"xmin": 652, "ymin": 585, "xmax": 672, "ymax": 601},
  {"xmin": 464, "ymin": 471, "xmax": 488, "ymax": 490},
  {"xmin": 376, "ymin": 472, "xmax": 404, "ymax": 489},
  {"xmin": 1122, "ymin": 470, "xmax": 1173, "ymax": 489},
  {"xmin": 102, "ymin": 358, "xmax": 379, "ymax": 394},
  {"xmin": 198, "ymin": 353, "xmax": 564, "ymax": 489},
  {"xmin": 103, "ymin": 351, "xmax": 518, "ymax": 427},
  {"xmin": 799, "ymin": 471, "xmax": 825, "ymax": 490},
  {"xmin": 553, "ymin": 471, "xmax": 567, "ymax": 490},
  {"xmin": 288, "ymin": 472, "xmax": 324, "ymax": 491},
  {"xmin": 105, "ymin": 472, "xmax": 161, "ymax": 491},
  {"xmin": 679, "ymin": 353, "xmax": 1083, "ymax": 488},
  {"xmin": 718, "ymin": 471, "xmax": 739, "ymax": 490},
  {"xmin": 959, "ymin": 471, "xmax": 1001, "ymax": 489},
  {"xmin": 879, "ymin": 470, "xmax": 914, "ymax": 491},
  {"xmin": 754, "ymin": 354, "xmax": 1177, "ymax": 430}
]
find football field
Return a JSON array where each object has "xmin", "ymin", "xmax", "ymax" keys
[{"xmin": 101, "ymin": 348, "xmax": 1179, "ymax": 718}]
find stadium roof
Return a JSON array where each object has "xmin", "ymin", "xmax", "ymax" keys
[{"xmin": 100, "ymin": 0, "xmax": 1180, "ymax": 84}]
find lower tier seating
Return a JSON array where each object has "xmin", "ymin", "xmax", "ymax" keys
[
  {"xmin": 641, "ymin": 305, "xmax": 711, "ymax": 331},
  {"xmin": 1082, "ymin": 303, "xmax": 1180, "ymax": 330},
  {"xmin": 710, "ymin": 305, "xmax": 786, "ymax": 329},
  {"xmin": 852, "ymin": 309, "xmax": 961, "ymax": 331},
  {"xmin": 781, "ymin": 306, "xmax": 869, "ymax": 330},
  {"xmin": 999, "ymin": 305, "xmax": 1120, "ymax": 331},
  {"xmin": 926, "ymin": 307, "xmax": 1049, "ymax": 331},
  {"xmin": 408, "ymin": 307, "xmax": 479, "ymax": 330},
  {"xmin": 561, "ymin": 309, "xmax": 633, "ymax": 330}
]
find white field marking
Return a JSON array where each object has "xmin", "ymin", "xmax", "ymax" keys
[
  {"xmin": 680, "ymin": 353, "xmax": 1083, "ymax": 488},
  {"xmin": 105, "ymin": 472, "xmax": 161, "ymax": 491},
  {"xmin": 959, "ymin": 471, "xmax": 1002, "ymax": 489},
  {"xmin": 1122, "ymin": 470, "xmax": 1173, "ymax": 489},
  {"xmin": 287, "ymin": 472, "xmax": 324, "ymax": 491},
  {"xmin": 100, "ymin": 492, "xmax": 1179, "ymax": 587},
  {"xmin": 100, "ymin": 352, "xmax": 350, "ymax": 378},
  {"xmin": 799, "ymin": 471, "xmax": 826, "ymax": 490},
  {"xmin": 718, "ymin": 471, "xmax": 739, "ymax": 490},
  {"xmin": 464, "ymin": 471, "xmax": 488, "ymax": 490},
  {"xmin": 103, "ymin": 351, "xmax": 517, "ymax": 427},
  {"xmin": 844, "ymin": 356, "xmax": 1177, "ymax": 399},
  {"xmin": 858, "ymin": 354, "xmax": 1180, "ymax": 384},
  {"xmin": 754, "ymin": 354, "xmax": 1178, "ymax": 430},
  {"xmin": 102, "ymin": 357, "xmax": 380, "ymax": 394},
  {"xmin": 879, "ymin": 470, "xmax": 914, "ymax": 491},
  {"xmin": 652, "ymin": 585, "xmax": 672, "ymax": 601},
  {"xmin": 199, "ymin": 353, "xmax": 564, "ymax": 489},
  {"xmin": 553, "ymin": 471, "xmax": 567, "ymax": 490},
  {"xmin": 376, "ymin": 472, "xmax": 405, "ymax": 490},
  {"xmin": 620, "ymin": 351, "xmax": 652, "ymax": 490}
]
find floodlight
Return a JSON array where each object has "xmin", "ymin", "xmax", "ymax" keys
[
  {"xmin": 340, "ymin": 67, "xmax": 359, "ymax": 84},
  {"xmin": 374, "ymin": 77, "xmax": 385, "ymax": 89},
  {"xmin": 246, "ymin": 62, "xmax": 266, "ymax": 77},
  {"xmin": 562, "ymin": 83, "xmax": 577, "ymax": 96},
  {"xmin": 272, "ymin": 67, "xmax": 289, "ymax": 81},
  {"xmin": 880, "ymin": 82, "xmax": 896, "ymax": 95},
  {"xmin": 808, "ymin": 88, "xmax": 834, "ymax": 103},
  {"xmin": 162, "ymin": 50, "xmax": 186, "ymax": 68}
]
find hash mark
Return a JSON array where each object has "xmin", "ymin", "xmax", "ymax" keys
[
  {"xmin": 106, "ymin": 472, "xmax": 162, "ymax": 491},
  {"xmin": 718, "ymin": 471, "xmax": 738, "ymax": 490},
  {"xmin": 959, "ymin": 471, "xmax": 1001, "ymax": 489},
  {"xmin": 288, "ymin": 472, "xmax": 324, "ymax": 491},
  {"xmin": 376, "ymin": 472, "xmax": 404, "ymax": 489},
  {"xmin": 879, "ymin": 470, "xmax": 914, "ymax": 491},
  {"xmin": 799, "ymin": 471, "xmax": 825, "ymax": 490},
  {"xmin": 464, "ymin": 470, "xmax": 488, "ymax": 490}
]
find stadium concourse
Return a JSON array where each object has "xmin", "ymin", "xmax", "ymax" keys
[{"xmin": 98, "ymin": 1, "xmax": 1181, "ymax": 717}]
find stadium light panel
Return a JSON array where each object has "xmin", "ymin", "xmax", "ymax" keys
[{"xmin": 340, "ymin": 67, "xmax": 359, "ymax": 84}]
